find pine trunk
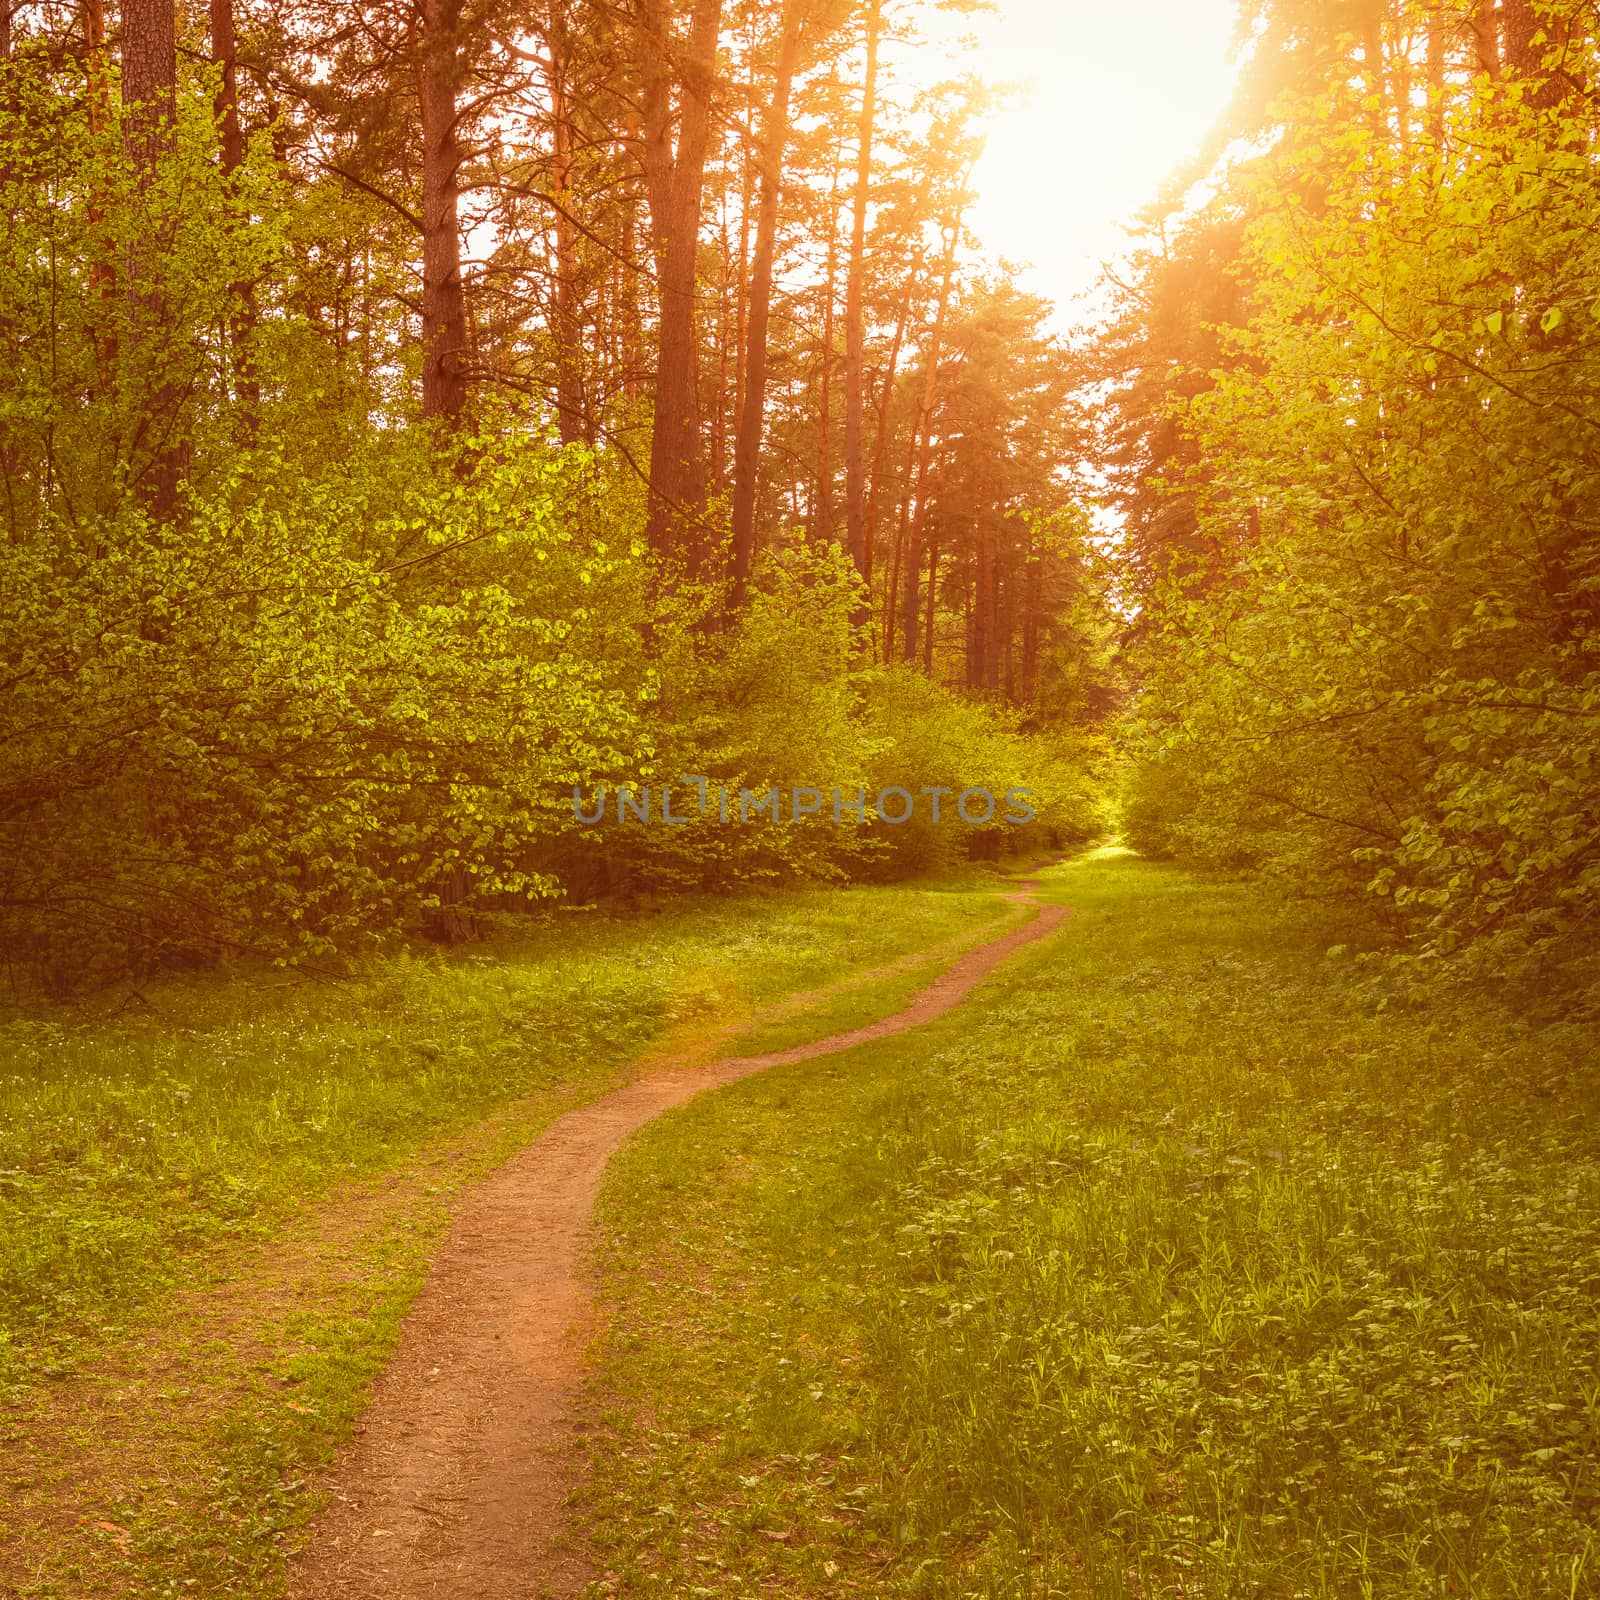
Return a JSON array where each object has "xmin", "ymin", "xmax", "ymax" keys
[
  {"xmin": 1427, "ymin": 4, "xmax": 1446, "ymax": 143},
  {"xmin": 731, "ymin": 58, "xmax": 755, "ymax": 468},
  {"xmin": 969, "ymin": 511, "xmax": 998, "ymax": 693},
  {"xmin": 1472, "ymin": 0, "xmax": 1500, "ymax": 78},
  {"xmin": 420, "ymin": 0, "xmax": 467, "ymax": 424},
  {"xmin": 869, "ymin": 274, "xmax": 913, "ymax": 656},
  {"xmin": 843, "ymin": 0, "xmax": 882, "ymax": 615},
  {"xmin": 1503, "ymin": 0, "xmax": 1583, "ymax": 110},
  {"xmin": 712, "ymin": 201, "xmax": 731, "ymax": 491},
  {"xmin": 645, "ymin": 0, "xmax": 725, "ymax": 573},
  {"xmin": 122, "ymin": 0, "xmax": 185, "ymax": 517},
  {"xmin": 899, "ymin": 204, "xmax": 962, "ymax": 662},
  {"xmin": 122, "ymin": 0, "xmax": 176, "ymax": 177},
  {"xmin": 815, "ymin": 139, "xmax": 842, "ymax": 544},
  {"xmin": 1361, "ymin": 9, "xmax": 1386, "ymax": 143},
  {"xmin": 620, "ymin": 111, "xmax": 644, "ymax": 403},
  {"xmin": 85, "ymin": 0, "xmax": 117, "ymax": 388},
  {"xmin": 729, "ymin": 0, "xmax": 803, "ymax": 608},
  {"xmin": 1020, "ymin": 535, "xmax": 1040, "ymax": 707},
  {"xmin": 546, "ymin": 4, "xmax": 585, "ymax": 443},
  {"xmin": 211, "ymin": 0, "xmax": 260, "ymax": 434}
]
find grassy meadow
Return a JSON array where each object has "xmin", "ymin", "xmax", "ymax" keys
[
  {"xmin": 585, "ymin": 851, "xmax": 1600, "ymax": 1598},
  {"xmin": 0, "ymin": 873, "xmax": 1015, "ymax": 1597}
]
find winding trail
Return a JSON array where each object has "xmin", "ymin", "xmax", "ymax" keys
[{"xmin": 289, "ymin": 868, "xmax": 1068, "ymax": 1600}]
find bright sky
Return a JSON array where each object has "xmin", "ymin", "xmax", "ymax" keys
[{"xmin": 954, "ymin": 0, "xmax": 1242, "ymax": 322}]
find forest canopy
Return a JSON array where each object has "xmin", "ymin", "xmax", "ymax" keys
[
  {"xmin": 1111, "ymin": 0, "xmax": 1600, "ymax": 1000},
  {"xmin": 2, "ymin": 0, "xmax": 1596, "ymax": 1006},
  {"xmin": 0, "ymin": 0, "xmax": 1108, "ymax": 989}
]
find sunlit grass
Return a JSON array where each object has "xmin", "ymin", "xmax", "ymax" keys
[
  {"xmin": 586, "ymin": 854, "xmax": 1600, "ymax": 1598},
  {"xmin": 0, "ymin": 876, "xmax": 1005, "ymax": 1393}
]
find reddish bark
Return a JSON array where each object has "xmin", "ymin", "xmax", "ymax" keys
[
  {"xmin": 1503, "ymin": 0, "xmax": 1586, "ymax": 110},
  {"xmin": 644, "ymin": 0, "xmax": 725, "ymax": 572},
  {"xmin": 1471, "ymin": 0, "xmax": 1501, "ymax": 78},
  {"xmin": 211, "ymin": 0, "xmax": 260, "ymax": 432},
  {"xmin": 729, "ymin": 0, "xmax": 804, "ymax": 608},
  {"xmin": 544, "ymin": 2, "xmax": 585, "ymax": 443},
  {"xmin": 843, "ymin": 0, "xmax": 883, "ymax": 614},
  {"xmin": 419, "ymin": 0, "xmax": 467, "ymax": 423},
  {"xmin": 122, "ymin": 0, "xmax": 186, "ymax": 516},
  {"xmin": 898, "ymin": 203, "xmax": 961, "ymax": 662}
]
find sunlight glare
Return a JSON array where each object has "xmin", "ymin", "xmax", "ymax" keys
[{"xmin": 963, "ymin": 0, "xmax": 1240, "ymax": 319}]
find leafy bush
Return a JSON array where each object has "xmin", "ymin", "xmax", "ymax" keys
[
  {"xmin": 1125, "ymin": 87, "xmax": 1600, "ymax": 994},
  {"xmin": 0, "ymin": 58, "xmax": 1106, "ymax": 988},
  {"xmin": 0, "ymin": 435, "xmax": 638, "ymax": 987}
]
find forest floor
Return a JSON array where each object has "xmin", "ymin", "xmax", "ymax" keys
[
  {"xmin": 0, "ymin": 872, "xmax": 1022, "ymax": 1598},
  {"xmin": 286, "ymin": 868, "xmax": 1065, "ymax": 1600},
  {"xmin": 582, "ymin": 850, "xmax": 1599, "ymax": 1599},
  {"xmin": 3, "ymin": 853, "xmax": 1596, "ymax": 1599}
]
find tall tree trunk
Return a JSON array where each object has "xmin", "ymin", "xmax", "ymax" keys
[
  {"xmin": 1503, "ymin": 0, "xmax": 1583, "ymax": 110},
  {"xmin": 729, "ymin": 0, "xmax": 803, "ymax": 609},
  {"xmin": 1387, "ymin": 1, "xmax": 1412, "ymax": 160},
  {"xmin": 899, "ymin": 202, "xmax": 961, "ymax": 663},
  {"xmin": 1001, "ymin": 569, "xmax": 1015, "ymax": 702},
  {"xmin": 620, "ymin": 111, "xmax": 644, "ymax": 403},
  {"xmin": 731, "ymin": 37, "xmax": 756, "ymax": 469},
  {"xmin": 1359, "ymin": 5, "xmax": 1387, "ymax": 144},
  {"xmin": 843, "ymin": 0, "xmax": 882, "ymax": 616},
  {"xmin": 814, "ymin": 137, "xmax": 843, "ymax": 544},
  {"xmin": 884, "ymin": 431, "xmax": 916, "ymax": 660},
  {"xmin": 417, "ymin": 0, "xmax": 471, "ymax": 942},
  {"xmin": 1471, "ymin": 0, "xmax": 1500, "ymax": 78},
  {"xmin": 85, "ymin": 0, "xmax": 117, "ymax": 389},
  {"xmin": 545, "ymin": 2, "xmax": 585, "ymax": 443},
  {"xmin": 645, "ymin": 0, "xmax": 725, "ymax": 572},
  {"xmin": 420, "ymin": 0, "xmax": 466, "ymax": 424},
  {"xmin": 877, "ymin": 237, "xmax": 934, "ymax": 660},
  {"xmin": 211, "ymin": 0, "xmax": 260, "ymax": 435},
  {"xmin": 1020, "ymin": 530, "xmax": 1040, "ymax": 707},
  {"xmin": 720, "ymin": 25, "xmax": 760, "ymax": 494},
  {"xmin": 970, "ymin": 509, "xmax": 998, "ymax": 693},
  {"xmin": 123, "ymin": 0, "xmax": 176, "ymax": 176},
  {"xmin": 122, "ymin": 0, "xmax": 185, "ymax": 517},
  {"xmin": 869, "ymin": 266, "xmax": 914, "ymax": 656},
  {"xmin": 921, "ymin": 532, "xmax": 939, "ymax": 673},
  {"xmin": 211, "ymin": 0, "xmax": 245, "ymax": 193},
  {"xmin": 712, "ymin": 198, "xmax": 731, "ymax": 490},
  {"xmin": 1427, "ymin": 3, "xmax": 1446, "ymax": 142},
  {"xmin": 637, "ymin": 0, "xmax": 675, "ymax": 273},
  {"xmin": 1502, "ymin": 0, "xmax": 1540, "ymax": 85},
  {"xmin": 1, "ymin": 0, "xmax": 14, "ymax": 512}
]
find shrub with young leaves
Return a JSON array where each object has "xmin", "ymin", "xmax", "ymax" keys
[{"xmin": 1126, "ymin": 75, "xmax": 1600, "ymax": 994}]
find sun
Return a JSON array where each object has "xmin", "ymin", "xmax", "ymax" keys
[{"xmin": 962, "ymin": 0, "xmax": 1242, "ymax": 319}]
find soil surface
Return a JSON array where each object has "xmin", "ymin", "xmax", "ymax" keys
[{"xmin": 289, "ymin": 870, "xmax": 1068, "ymax": 1600}]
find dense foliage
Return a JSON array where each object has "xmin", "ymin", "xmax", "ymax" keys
[
  {"xmin": 0, "ymin": 5, "xmax": 1109, "ymax": 989},
  {"xmin": 1114, "ymin": 0, "xmax": 1600, "ymax": 997}
]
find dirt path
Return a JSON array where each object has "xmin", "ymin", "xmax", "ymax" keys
[{"xmin": 289, "ymin": 870, "xmax": 1069, "ymax": 1600}]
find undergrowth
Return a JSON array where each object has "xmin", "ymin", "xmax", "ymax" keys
[
  {"xmin": 586, "ymin": 851, "xmax": 1600, "ymax": 1598},
  {"xmin": 0, "ymin": 876, "xmax": 1004, "ymax": 1395}
]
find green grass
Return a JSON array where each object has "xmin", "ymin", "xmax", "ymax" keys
[
  {"xmin": 728, "ymin": 955, "xmax": 953, "ymax": 1056},
  {"xmin": 585, "ymin": 850, "xmax": 1600, "ymax": 1599},
  {"xmin": 0, "ymin": 871, "xmax": 1021, "ymax": 1598},
  {"xmin": 0, "ymin": 875, "xmax": 1007, "ymax": 1395}
]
